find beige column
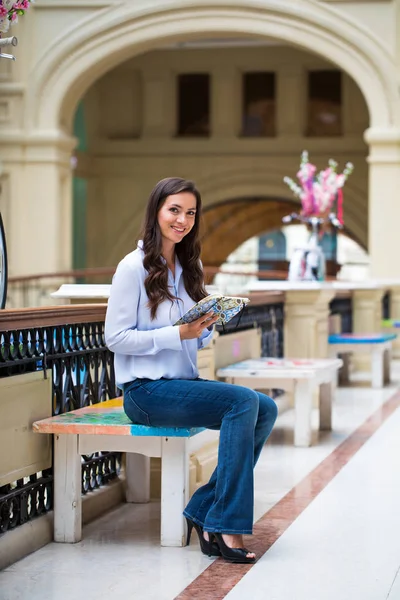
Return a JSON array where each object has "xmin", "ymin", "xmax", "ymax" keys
[
  {"xmin": 142, "ymin": 69, "xmax": 170, "ymax": 138},
  {"xmin": 3, "ymin": 133, "xmax": 75, "ymax": 277},
  {"xmin": 277, "ymin": 65, "xmax": 305, "ymax": 137},
  {"xmin": 211, "ymin": 66, "xmax": 236, "ymax": 138},
  {"xmin": 352, "ymin": 287, "xmax": 385, "ymax": 370},
  {"xmin": 284, "ymin": 289, "xmax": 335, "ymax": 359},
  {"xmin": 365, "ymin": 128, "xmax": 400, "ymax": 278},
  {"xmin": 388, "ymin": 284, "xmax": 400, "ymax": 358}
]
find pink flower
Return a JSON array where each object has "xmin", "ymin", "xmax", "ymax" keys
[
  {"xmin": 13, "ymin": 0, "xmax": 29, "ymax": 9},
  {"xmin": 0, "ymin": 7, "xmax": 8, "ymax": 16}
]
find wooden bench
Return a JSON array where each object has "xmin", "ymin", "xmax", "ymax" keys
[
  {"xmin": 217, "ymin": 357, "xmax": 342, "ymax": 447},
  {"xmin": 328, "ymin": 332, "xmax": 397, "ymax": 388},
  {"xmin": 33, "ymin": 398, "xmax": 204, "ymax": 547}
]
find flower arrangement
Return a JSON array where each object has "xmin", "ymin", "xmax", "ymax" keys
[
  {"xmin": 283, "ymin": 151, "xmax": 354, "ymax": 226},
  {"xmin": 0, "ymin": 0, "xmax": 32, "ymax": 35}
]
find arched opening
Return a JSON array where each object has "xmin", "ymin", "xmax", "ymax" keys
[
  {"xmin": 213, "ymin": 225, "xmax": 370, "ymax": 293},
  {"xmin": 68, "ymin": 39, "xmax": 370, "ymax": 270},
  {"xmin": 201, "ymin": 197, "xmax": 364, "ymax": 270},
  {"xmin": 32, "ymin": 3, "xmax": 396, "ymax": 131},
  {"xmin": 28, "ymin": 2, "xmax": 398, "ymax": 276}
]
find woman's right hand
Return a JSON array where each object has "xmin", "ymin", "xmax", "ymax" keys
[{"xmin": 179, "ymin": 311, "xmax": 219, "ymax": 340}]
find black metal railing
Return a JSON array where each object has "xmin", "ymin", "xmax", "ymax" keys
[
  {"xmin": 382, "ymin": 291, "xmax": 390, "ymax": 320},
  {"xmin": 0, "ymin": 313, "xmax": 121, "ymax": 535},
  {"xmin": 0, "ymin": 297, "xmax": 285, "ymax": 535},
  {"xmin": 330, "ymin": 296, "xmax": 353, "ymax": 333},
  {"xmin": 217, "ymin": 301, "xmax": 284, "ymax": 358}
]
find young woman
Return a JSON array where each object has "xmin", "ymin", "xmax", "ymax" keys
[{"xmin": 105, "ymin": 177, "xmax": 277, "ymax": 563}]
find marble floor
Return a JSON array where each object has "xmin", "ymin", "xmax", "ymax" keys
[{"xmin": 1, "ymin": 366, "xmax": 400, "ymax": 600}]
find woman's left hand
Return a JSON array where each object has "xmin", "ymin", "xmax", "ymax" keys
[{"xmin": 179, "ymin": 312, "xmax": 219, "ymax": 340}]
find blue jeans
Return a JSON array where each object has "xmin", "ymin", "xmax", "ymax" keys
[{"xmin": 123, "ymin": 378, "xmax": 277, "ymax": 534}]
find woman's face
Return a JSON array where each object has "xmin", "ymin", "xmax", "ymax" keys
[{"xmin": 157, "ymin": 192, "xmax": 197, "ymax": 248}]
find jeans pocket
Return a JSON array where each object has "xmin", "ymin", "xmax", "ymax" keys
[{"xmin": 124, "ymin": 388, "xmax": 151, "ymax": 427}]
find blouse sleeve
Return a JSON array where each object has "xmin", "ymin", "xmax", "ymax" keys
[
  {"xmin": 105, "ymin": 261, "xmax": 182, "ymax": 356},
  {"xmin": 197, "ymin": 325, "xmax": 215, "ymax": 350}
]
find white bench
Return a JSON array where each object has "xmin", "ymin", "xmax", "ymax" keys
[
  {"xmin": 33, "ymin": 399, "xmax": 203, "ymax": 547},
  {"xmin": 328, "ymin": 333, "xmax": 397, "ymax": 388},
  {"xmin": 217, "ymin": 357, "xmax": 342, "ymax": 447}
]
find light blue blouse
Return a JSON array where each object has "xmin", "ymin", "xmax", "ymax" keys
[{"xmin": 104, "ymin": 244, "xmax": 214, "ymax": 387}]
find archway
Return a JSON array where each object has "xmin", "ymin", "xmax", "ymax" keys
[
  {"xmin": 201, "ymin": 197, "xmax": 364, "ymax": 268},
  {"xmin": 29, "ymin": 2, "xmax": 398, "ymax": 132},
  {"xmin": 16, "ymin": 0, "xmax": 400, "ymax": 280}
]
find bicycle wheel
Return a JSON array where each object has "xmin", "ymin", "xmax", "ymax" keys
[{"xmin": 0, "ymin": 212, "xmax": 8, "ymax": 309}]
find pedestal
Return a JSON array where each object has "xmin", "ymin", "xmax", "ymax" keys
[
  {"xmin": 352, "ymin": 288, "xmax": 385, "ymax": 370},
  {"xmin": 389, "ymin": 286, "xmax": 400, "ymax": 358},
  {"xmin": 284, "ymin": 289, "xmax": 336, "ymax": 359}
]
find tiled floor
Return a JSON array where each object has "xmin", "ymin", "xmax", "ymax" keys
[{"xmin": 1, "ymin": 366, "xmax": 400, "ymax": 600}]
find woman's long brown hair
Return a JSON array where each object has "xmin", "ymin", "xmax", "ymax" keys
[{"xmin": 140, "ymin": 177, "xmax": 207, "ymax": 320}]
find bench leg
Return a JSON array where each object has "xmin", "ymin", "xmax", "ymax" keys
[
  {"xmin": 371, "ymin": 348, "xmax": 384, "ymax": 388},
  {"xmin": 294, "ymin": 379, "xmax": 314, "ymax": 447},
  {"xmin": 160, "ymin": 437, "xmax": 189, "ymax": 547},
  {"xmin": 125, "ymin": 453, "xmax": 150, "ymax": 503},
  {"xmin": 384, "ymin": 348, "xmax": 391, "ymax": 385},
  {"xmin": 338, "ymin": 353, "xmax": 350, "ymax": 386},
  {"xmin": 54, "ymin": 434, "xmax": 82, "ymax": 543},
  {"xmin": 319, "ymin": 380, "xmax": 333, "ymax": 431}
]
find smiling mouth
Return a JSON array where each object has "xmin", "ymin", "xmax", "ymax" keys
[{"xmin": 172, "ymin": 227, "xmax": 185, "ymax": 233}]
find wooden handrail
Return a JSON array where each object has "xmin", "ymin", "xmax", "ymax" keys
[
  {"xmin": 0, "ymin": 304, "xmax": 107, "ymax": 330},
  {"xmin": 0, "ymin": 292, "xmax": 288, "ymax": 330}
]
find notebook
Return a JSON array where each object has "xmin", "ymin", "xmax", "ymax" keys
[{"xmin": 174, "ymin": 294, "xmax": 250, "ymax": 326}]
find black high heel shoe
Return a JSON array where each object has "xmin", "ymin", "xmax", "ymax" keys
[
  {"xmin": 208, "ymin": 533, "xmax": 256, "ymax": 564},
  {"xmin": 185, "ymin": 517, "xmax": 221, "ymax": 557}
]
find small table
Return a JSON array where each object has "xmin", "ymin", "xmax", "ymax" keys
[{"xmin": 217, "ymin": 357, "xmax": 342, "ymax": 447}]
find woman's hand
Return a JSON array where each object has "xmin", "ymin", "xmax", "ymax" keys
[{"xmin": 179, "ymin": 311, "xmax": 219, "ymax": 340}]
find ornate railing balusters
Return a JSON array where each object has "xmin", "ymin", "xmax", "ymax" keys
[
  {"xmin": 217, "ymin": 301, "xmax": 284, "ymax": 358},
  {"xmin": 330, "ymin": 296, "xmax": 353, "ymax": 333},
  {"xmin": 0, "ymin": 297, "xmax": 285, "ymax": 535},
  {"xmin": 0, "ymin": 312, "xmax": 121, "ymax": 535}
]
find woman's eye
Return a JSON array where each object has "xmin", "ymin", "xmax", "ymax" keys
[
  {"xmin": 170, "ymin": 207, "xmax": 178, "ymax": 213},
  {"xmin": 187, "ymin": 211, "xmax": 196, "ymax": 216}
]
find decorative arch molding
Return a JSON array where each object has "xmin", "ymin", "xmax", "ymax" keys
[{"xmin": 29, "ymin": 0, "xmax": 398, "ymax": 132}]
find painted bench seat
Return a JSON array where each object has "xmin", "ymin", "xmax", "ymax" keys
[
  {"xmin": 329, "ymin": 333, "xmax": 397, "ymax": 344},
  {"xmin": 33, "ymin": 399, "xmax": 204, "ymax": 547},
  {"xmin": 382, "ymin": 321, "xmax": 400, "ymax": 358},
  {"xmin": 328, "ymin": 333, "xmax": 397, "ymax": 388}
]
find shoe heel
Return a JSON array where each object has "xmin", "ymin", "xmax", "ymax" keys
[
  {"xmin": 207, "ymin": 533, "xmax": 215, "ymax": 557},
  {"xmin": 185, "ymin": 517, "xmax": 194, "ymax": 546}
]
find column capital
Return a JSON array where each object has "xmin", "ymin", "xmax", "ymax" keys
[
  {"xmin": 352, "ymin": 287, "xmax": 385, "ymax": 304},
  {"xmin": 364, "ymin": 127, "xmax": 400, "ymax": 164},
  {"xmin": 284, "ymin": 289, "xmax": 335, "ymax": 358},
  {"xmin": 284, "ymin": 289, "xmax": 336, "ymax": 312},
  {"xmin": 0, "ymin": 130, "xmax": 76, "ymax": 167},
  {"xmin": 364, "ymin": 127, "xmax": 400, "ymax": 144}
]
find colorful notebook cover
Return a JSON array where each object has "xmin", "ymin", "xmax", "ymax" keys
[{"xmin": 174, "ymin": 294, "xmax": 250, "ymax": 326}]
